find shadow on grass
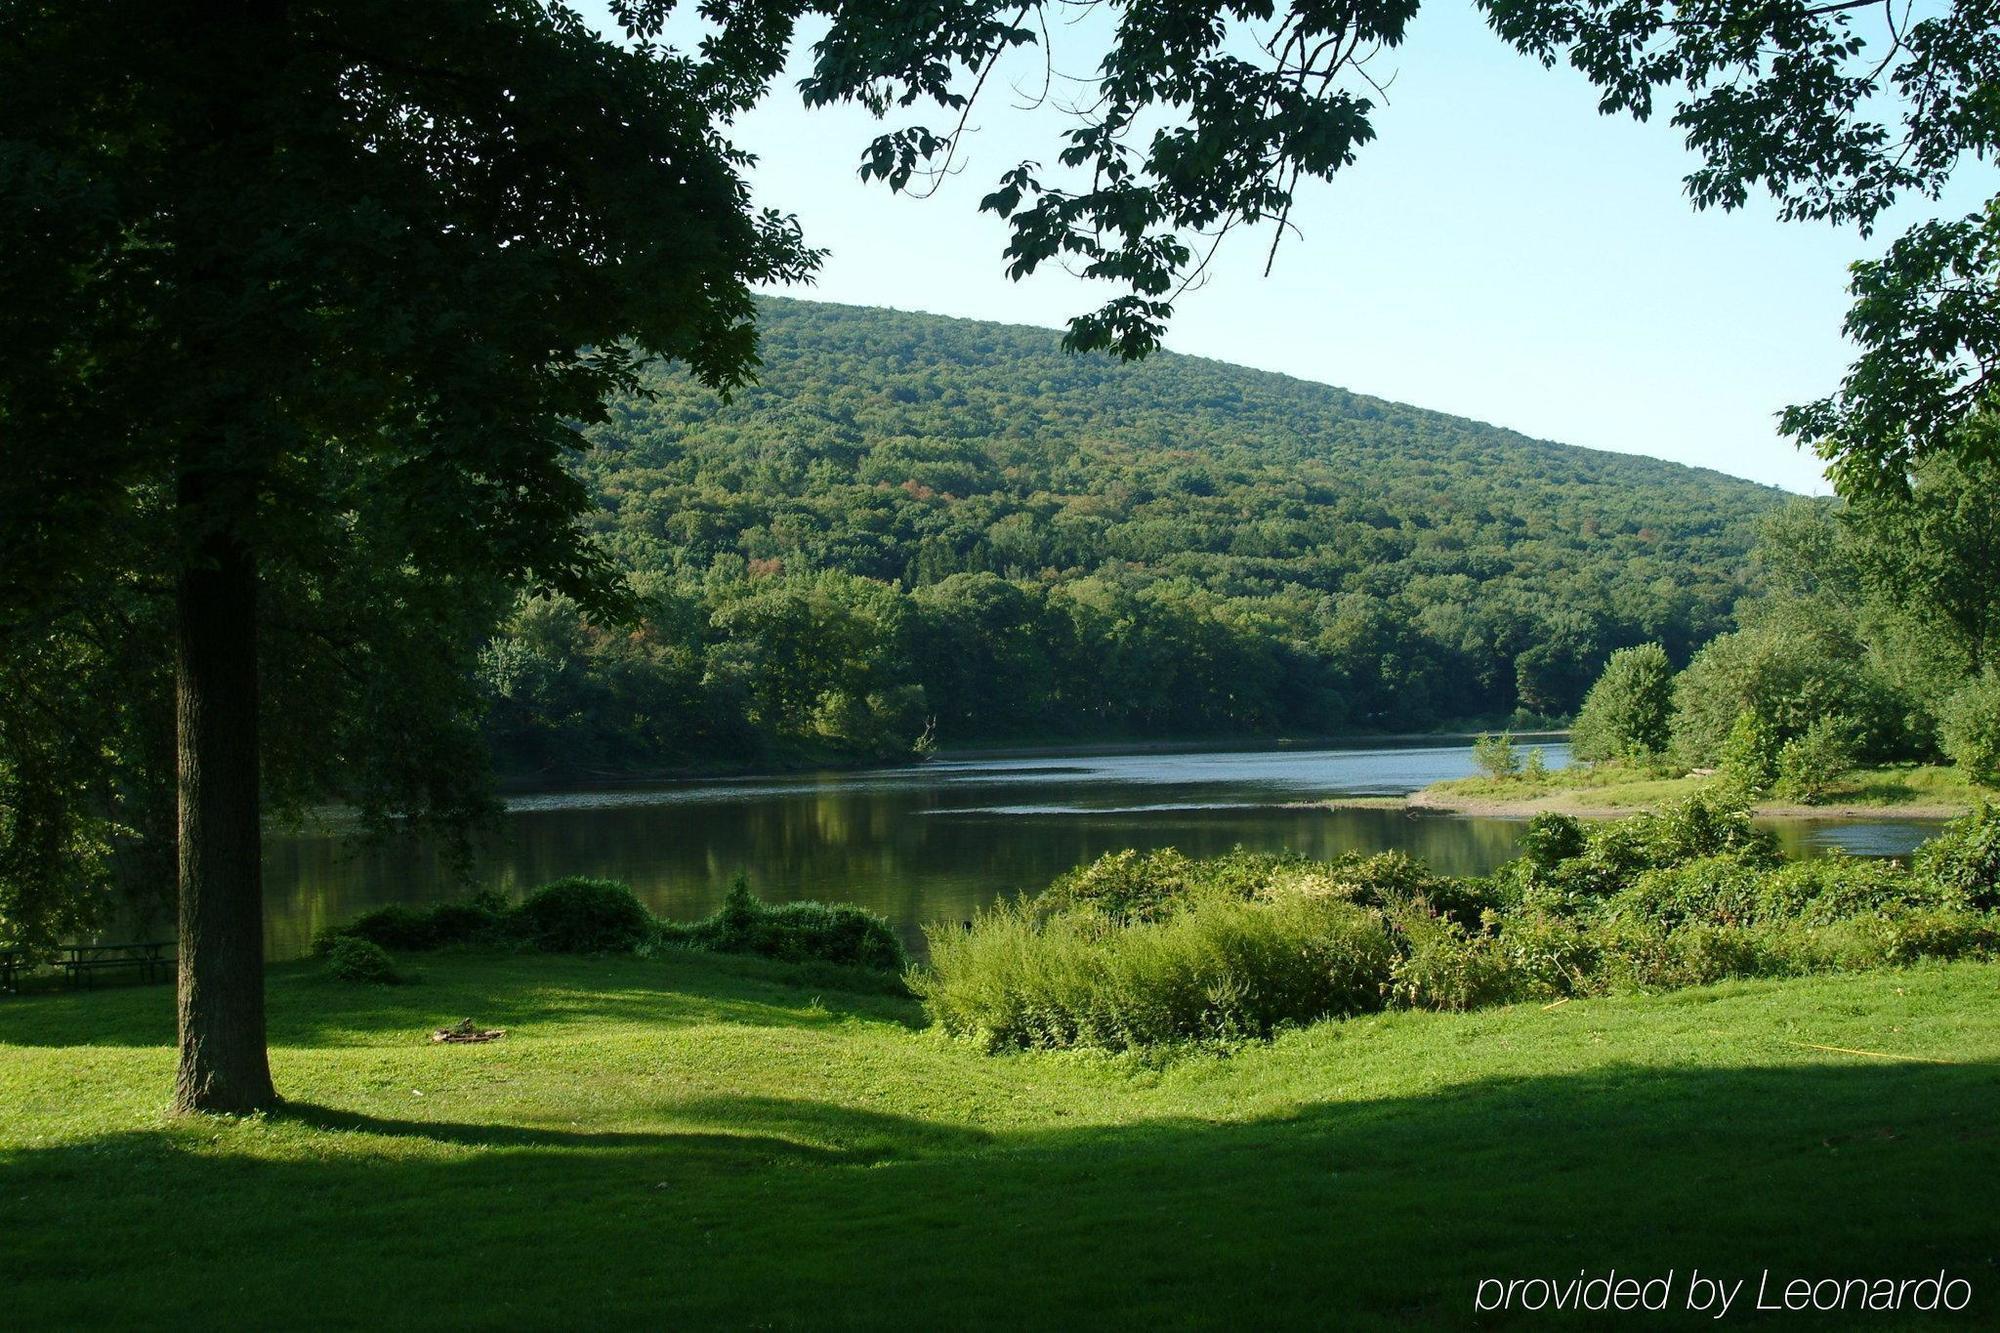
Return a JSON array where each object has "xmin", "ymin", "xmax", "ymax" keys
[
  {"xmin": 0, "ymin": 950, "xmax": 923, "ymax": 1049},
  {"xmin": 4, "ymin": 1060, "xmax": 1996, "ymax": 1327},
  {"xmin": 272, "ymin": 1100, "xmax": 912, "ymax": 1162}
]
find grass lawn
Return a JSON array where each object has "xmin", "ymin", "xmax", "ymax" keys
[
  {"xmin": 4, "ymin": 952, "xmax": 1998, "ymax": 1327},
  {"xmin": 1418, "ymin": 762, "xmax": 1994, "ymax": 818}
]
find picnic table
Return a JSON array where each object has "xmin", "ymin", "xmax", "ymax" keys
[{"xmin": 61, "ymin": 942, "xmax": 175, "ymax": 989}]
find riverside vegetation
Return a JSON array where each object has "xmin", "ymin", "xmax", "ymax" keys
[
  {"xmin": 916, "ymin": 799, "xmax": 2000, "ymax": 1051},
  {"xmin": 302, "ymin": 797, "xmax": 2000, "ymax": 1058}
]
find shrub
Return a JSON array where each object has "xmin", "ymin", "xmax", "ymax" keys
[
  {"xmin": 1472, "ymin": 731, "xmax": 1519, "ymax": 778},
  {"xmin": 1508, "ymin": 795, "xmax": 1779, "ymax": 905},
  {"xmin": 1388, "ymin": 909, "xmax": 1513, "ymax": 1011},
  {"xmin": 1592, "ymin": 919, "xmax": 1767, "ymax": 992},
  {"xmin": 1753, "ymin": 855, "xmax": 1927, "ymax": 925},
  {"xmin": 915, "ymin": 890, "xmax": 1394, "ymax": 1051},
  {"xmin": 1937, "ymin": 673, "xmax": 2000, "ymax": 786},
  {"xmin": 1914, "ymin": 803, "xmax": 2000, "ymax": 911},
  {"xmin": 1865, "ymin": 907, "xmax": 2000, "ymax": 964},
  {"xmin": 1040, "ymin": 848, "xmax": 1205, "ymax": 923},
  {"xmin": 1609, "ymin": 856, "xmax": 1767, "ymax": 929},
  {"xmin": 1521, "ymin": 747, "xmax": 1549, "ymax": 781},
  {"xmin": 312, "ymin": 891, "xmax": 508, "ymax": 955},
  {"xmin": 511, "ymin": 877, "xmax": 654, "ymax": 953},
  {"xmin": 1571, "ymin": 642, "xmax": 1674, "ymax": 761},
  {"xmin": 663, "ymin": 878, "xmax": 906, "ymax": 971},
  {"xmin": 1520, "ymin": 813, "xmax": 1587, "ymax": 872},
  {"xmin": 1496, "ymin": 910, "xmax": 1600, "ymax": 1000},
  {"xmin": 324, "ymin": 936, "xmax": 399, "ymax": 984},
  {"xmin": 1717, "ymin": 710, "xmax": 1780, "ymax": 794},
  {"xmin": 1773, "ymin": 715, "xmax": 1855, "ymax": 804},
  {"xmin": 1668, "ymin": 619, "xmax": 1906, "ymax": 769}
]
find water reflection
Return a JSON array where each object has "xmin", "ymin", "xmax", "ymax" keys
[{"xmin": 260, "ymin": 742, "xmax": 1942, "ymax": 961}]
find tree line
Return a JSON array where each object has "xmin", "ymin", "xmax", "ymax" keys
[{"xmin": 481, "ymin": 299, "xmax": 1780, "ymax": 776}]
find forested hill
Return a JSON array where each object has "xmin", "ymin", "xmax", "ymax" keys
[{"xmin": 484, "ymin": 298, "xmax": 1786, "ymax": 774}]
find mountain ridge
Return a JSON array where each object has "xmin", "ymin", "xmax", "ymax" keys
[{"xmin": 482, "ymin": 297, "xmax": 1786, "ymax": 774}]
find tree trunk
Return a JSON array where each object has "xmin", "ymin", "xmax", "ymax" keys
[{"xmin": 171, "ymin": 524, "xmax": 277, "ymax": 1114}]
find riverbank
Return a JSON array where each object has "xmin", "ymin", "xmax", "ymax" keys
[
  {"xmin": 3, "ymin": 951, "xmax": 1996, "ymax": 1325},
  {"xmin": 493, "ymin": 727, "xmax": 1571, "ymax": 792},
  {"xmin": 1347, "ymin": 762, "xmax": 1993, "ymax": 821}
]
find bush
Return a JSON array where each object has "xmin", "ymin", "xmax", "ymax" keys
[
  {"xmin": 1937, "ymin": 673, "xmax": 2000, "ymax": 786},
  {"xmin": 1592, "ymin": 919, "xmax": 1767, "ymax": 992},
  {"xmin": 1519, "ymin": 813, "xmax": 1587, "ymax": 872},
  {"xmin": 1472, "ymin": 731, "xmax": 1519, "ymax": 778},
  {"xmin": 662, "ymin": 878, "xmax": 906, "ymax": 971},
  {"xmin": 1388, "ymin": 909, "xmax": 1513, "ymax": 1011},
  {"xmin": 919, "ymin": 810, "xmax": 2000, "ymax": 1054},
  {"xmin": 315, "ymin": 892, "xmax": 508, "ymax": 955},
  {"xmin": 1571, "ymin": 642, "xmax": 1674, "ymax": 761},
  {"xmin": 1503, "ymin": 795, "xmax": 1779, "ymax": 905},
  {"xmin": 916, "ymin": 889, "xmax": 1394, "ymax": 1051},
  {"xmin": 1040, "ymin": 848, "xmax": 1206, "ymax": 923},
  {"xmin": 1668, "ymin": 619, "xmax": 1906, "ymax": 769},
  {"xmin": 1717, "ymin": 710, "xmax": 1780, "ymax": 795},
  {"xmin": 1914, "ymin": 803, "xmax": 2000, "ymax": 911},
  {"xmin": 1609, "ymin": 856, "xmax": 1767, "ymax": 930},
  {"xmin": 511, "ymin": 877, "xmax": 655, "ymax": 953},
  {"xmin": 324, "ymin": 936, "xmax": 400, "ymax": 984},
  {"xmin": 1753, "ymin": 855, "xmax": 1928, "ymax": 925},
  {"xmin": 1773, "ymin": 715, "xmax": 1855, "ymax": 804},
  {"xmin": 1496, "ymin": 910, "xmax": 1599, "ymax": 1000}
]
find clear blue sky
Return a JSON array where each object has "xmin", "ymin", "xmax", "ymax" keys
[{"xmin": 587, "ymin": 3, "xmax": 1995, "ymax": 494}]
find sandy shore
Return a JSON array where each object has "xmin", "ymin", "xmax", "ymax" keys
[{"xmin": 1313, "ymin": 789, "xmax": 1968, "ymax": 821}]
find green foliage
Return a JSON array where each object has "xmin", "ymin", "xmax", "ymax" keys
[
  {"xmin": 1914, "ymin": 804, "xmax": 2000, "ymax": 913},
  {"xmin": 1571, "ymin": 642, "xmax": 1675, "ymax": 761},
  {"xmin": 1471, "ymin": 732, "xmax": 1519, "ymax": 778},
  {"xmin": 1937, "ymin": 674, "xmax": 2000, "ymax": 787},
  {"xmin": 1671, "ymin": 617, "xmax": 1905, "ymax": 771},
  {"xmin": 916, "ymin": 889, "xmax": 1394, "ymax": 1052},
  {"xmin": 660, "ymin": 878, "xmax": 906, "ymax": 972},
  {"xmin": 1717, "ymin": 711, "xmax": 1781, "ymax": 795},
  {"xmin": 918, "ymin": 809, "xmax": 2000, "ymax": 1052},
  {"xmin": 1753, "ymin": 856, "xmax": 1937, "ymax": 928},
  {"xmin": 1518, "ymin": 813, "xmax": 1587, "ymax": 872},
  {"xmin": 467, "ymin": 300, "xmax": 1780, "ymax": 778},
  {"xmin": 323, "ymin": 937, "xmax": 400, "ymax": 986},
  {"xmin": 314, "ymin": 894, "xmax": 508, "ymax": 956},
  {"xmin": 511, "ymin": 878, "xmax": 656, "ymax": 955},
  {"xmin": 1773, "ymin": 716, "xmax": 1856, "ymax": 805},
  {"xmin": 1387, "ymin": 909, "xmax": 1512, "ymax": 1012},
  {"xmin": 0, "ymin": 0, "xmax": 822, "ymax": 967},
  {"xmin": 1608, "ymin": 856, "xmax": 1768, "ymax": 931}
]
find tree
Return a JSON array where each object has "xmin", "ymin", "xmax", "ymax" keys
[
  {"xmin": 1477, "ymin": 1, "xmax": 2000, "ymax": 491},
  {"xmin": 1571, "ymin": 642, "xmax": 1675, "ymax": 761},
  {"xmin": 2, "ymin": 2, "xmax": 813, "ymax": 1112},
  {"xmin": 1668, "ymin": 611, "xmax": 1905, "ymax": 768},
  {"xmin": 1845, "ymin": 443, "xmax": 2000, "ymax": 682}
]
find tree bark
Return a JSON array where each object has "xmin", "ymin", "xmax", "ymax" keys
[{"xmin": 171, "ymin": 523, "xmax": 277, "ymax": 1114}]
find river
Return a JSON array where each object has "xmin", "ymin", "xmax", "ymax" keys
[{"xmin": 261, "ymin": 741, "xmax": 1943, "ymax": 960}]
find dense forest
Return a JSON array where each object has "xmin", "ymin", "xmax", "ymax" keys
[
  {"xmin": 1570, "ymin": 443, "xmax": 2000, "ymax": 795},
  {"xmin": 480, "ymin": 300, "xmax": 1785, "ymax": 777}
]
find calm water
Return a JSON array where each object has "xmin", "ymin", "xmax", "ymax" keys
[{"xmin": 261, "ymin": 742, "xmax": 1942, "ymax": 960}]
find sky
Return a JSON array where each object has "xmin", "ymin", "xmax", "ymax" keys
[{"xmin": 586, "ymin": 3, "xmax": 1995, "ymax": 495}]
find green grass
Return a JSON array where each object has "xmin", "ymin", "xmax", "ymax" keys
[
  {"xmin": 4, "ymin": 951, "xmax": 1998, "ymax": 1327},
  {"xmin": 1427, "ymin": 761, "xmax": 1993, "ymax": 814}
]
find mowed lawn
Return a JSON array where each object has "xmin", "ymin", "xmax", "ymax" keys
[{"xmin": 3, "ymin": 953, "xmax": 1997, "ymax": 1328}]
